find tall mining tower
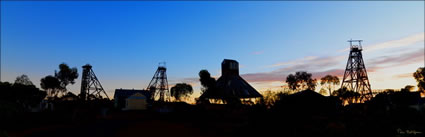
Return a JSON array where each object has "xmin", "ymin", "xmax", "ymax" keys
[
  {"xmin": 147, "ymin": 62, "xmax": 169, "ymax": 102},
  {"xmin": 80, "ymin": 64, "xmax": 109, "ymax": 100},
  {"xmin": 341, "ymin": 40, "xmax": 373, "ymax": 101}
]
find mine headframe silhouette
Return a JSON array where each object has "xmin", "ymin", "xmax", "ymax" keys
[
  {"xmin": 147, "ymin": 62, "xmax": 170, "ymax": 102},
  {"xmin": 80, "ymin": 64, "xmax": 109, "ymax": 100},
  {"xmin": 341, "ymin": 40, "xmax": 373, "ymax": 101}
]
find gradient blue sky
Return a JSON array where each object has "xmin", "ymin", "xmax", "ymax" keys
[{"xmin": 1, "ymin": 1, "xmax": 424, "ymax": 100}]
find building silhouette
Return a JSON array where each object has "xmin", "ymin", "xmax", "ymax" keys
[
  {"xmin": 114, "ymin": 89, "xmax": 151, "ymax": 110},
  {"xmin": 201, "ymin": 59, "xmax": 262, "ymax": 99}
]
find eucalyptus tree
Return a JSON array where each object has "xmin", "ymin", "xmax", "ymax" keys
[{"xmin": 320, "ymin": 75, "xmax": 340, "ymax": 96}]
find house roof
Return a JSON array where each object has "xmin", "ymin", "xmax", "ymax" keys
[
  {"xmin": 127, "ymin": 92, "xmax": 147, "ymax": 100},
  {"xmin": 216, "ymin": 75, "xmax": 262, "ymax": 98},
  {"xmin": 114, "ymin": 89, "xmax": 151, "ymax": 99}
]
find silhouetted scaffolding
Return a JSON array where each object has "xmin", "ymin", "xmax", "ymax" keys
[
  {"xmin": 147, "ymin": 62, "xmax": 170, "ymax": 102},
  {"xmin": 80, "ymin": 64, "xmax": 109, "ymax": 100},
  {"xmin": 341, "ymin": 40, "xmax": 373, "ymax": 101}
]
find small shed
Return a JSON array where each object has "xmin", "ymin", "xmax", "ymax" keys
[
  {"xmin": 114, "ymin": 89, "xmax": 151, "ymax": 110},
  {"xmin": 125, "ymin": 92, "xmax": 148, "ymax": 110}
]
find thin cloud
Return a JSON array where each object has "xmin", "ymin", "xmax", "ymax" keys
[
  {"xmin": 271, "ymin": 55, "xmax": 345, "ymax": 73},
  {"xmin": 168, "ymin": 77, "xmax": 199, "ymax": 87},
  {"xmin": 252, "ymin": 51, "xmax": 264, "ymax": 55},
  {"xmin": 175, "ymin": 33, "xmax": 424, "ymax": 91},
  {"xmin": 367, "ymin": 48, "xmax": 424, "ymax": 69},
  {"xmin": 394, "ymin": 73, "xmax": 414, "ymax": 79},
  {"xmin": 364, "ymin": 32, "xmax": 424, "ymax": 52},
  {"xmin": 242, "ymin": 56, "xmax": 346, "ymax": 83},
  {"xmin": 242, "ymin": 48, "xmax": 423, "ymax": 84},
  {"xmin": 242, "ymin": 72, "xmax": 284, "ymax": 83},
  {"xmin": 311, "ymin": 69, "xmax": 345, "ymax": 79},
  {"xmin": 267, "ymin": 56, "xmax": 318, "ymax": 68},
  {"xmin": 239, "ymin": 64, "xmax": 246, "ymax": 68},
  {"xmin": 241, "ymin": 69, "xmax": 345, "ymax": 83},
  {"xmin": 338, "ymin": 32, "xmax": 424, "ymax": 53}
]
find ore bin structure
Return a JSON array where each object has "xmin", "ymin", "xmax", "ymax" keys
[{"xmin": 201, "ymin": 59, "xmax": 263, "ymax": 100}]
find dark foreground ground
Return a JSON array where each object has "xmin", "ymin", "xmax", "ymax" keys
[{"xmin": 1, "ymin": 101, "xmax": 424, "ymax": 137}]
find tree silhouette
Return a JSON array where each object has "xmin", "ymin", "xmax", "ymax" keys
[
  {"xmin": 170, "ymin": 83, "xmax": 193, "ymax": 101},
  {"xmin": 383, "ymin": 89, "xmax": 395, "ymax": 93},
  {"xmin": 0, "ymin": 81, "xmax": 46, "ymax": 109},
  {"xmin": 413, "ymin": 67, "xmax": 425, "ymax": 93},
  {"xmin": 286, "ymin": 71, "xmax": 317, "ymax": 91},
  {"xmin": 400, "ymin": 85, "xmax": 414, "ymax": 92},
  {"xmin": 199, "ymin": 70, "xmax": 216, "ymax": 95},
  {"xmin": 61, "ymin": 92, "xmax": 79, "ymax": 101},
  {"xmin": 332, "ymin": 87, "xmax": 360, "ymax": 104},
  {"xmin": 39, "ymin": 63, "xmax": 79, "ymax": 98},
  {"xmin": 319, "ymin": 88, "xmax": 327, "ymax": 96},
  {"xmin": 286, "ymin": 74, "xmax": 297, "ymax": 90},
  {"xmin": 15, "ymin": 74, "xmax": 34, "ymax": 86},
  {"xmin": 40, "ymin": 75, "xmax": 62, "ymax": 98},
  {"xmin": 13, "ymin": 83, "xmax": 47, "ymax": 108},
  {"xmin": 257, "ymin": 90, "xmax": 279, "ymax": 109},
  {"xmin": 10, "ymin": 75, "xmax": 46, "ymax": 107},
  {"xmin": 320, "ymin": 75, "xmax": 340, "ymax": 96},
  {"xmin": 55, "ymin": 63, "xmax": 79, "ymax": 90}
]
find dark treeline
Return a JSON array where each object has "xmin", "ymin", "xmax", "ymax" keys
[{"xmin": 0, "ymin": 66, "xmax": 424, "ymax": 137}]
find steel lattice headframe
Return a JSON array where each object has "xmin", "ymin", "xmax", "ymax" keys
[
  {"xmin": 341, "ymin": 40, "xmax": 373, "ymax": 102},
  {"xmin": 147, "ymin": 62, "xmax": 170, "ymax": 102},
  {"xmin": 80, "ymin": 64, "xmax": 109, "ymax": 100}
]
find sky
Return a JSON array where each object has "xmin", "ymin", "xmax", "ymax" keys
[{"xmin": 1, "ymin": 1, "xmax": 424, "ymax": 101}]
